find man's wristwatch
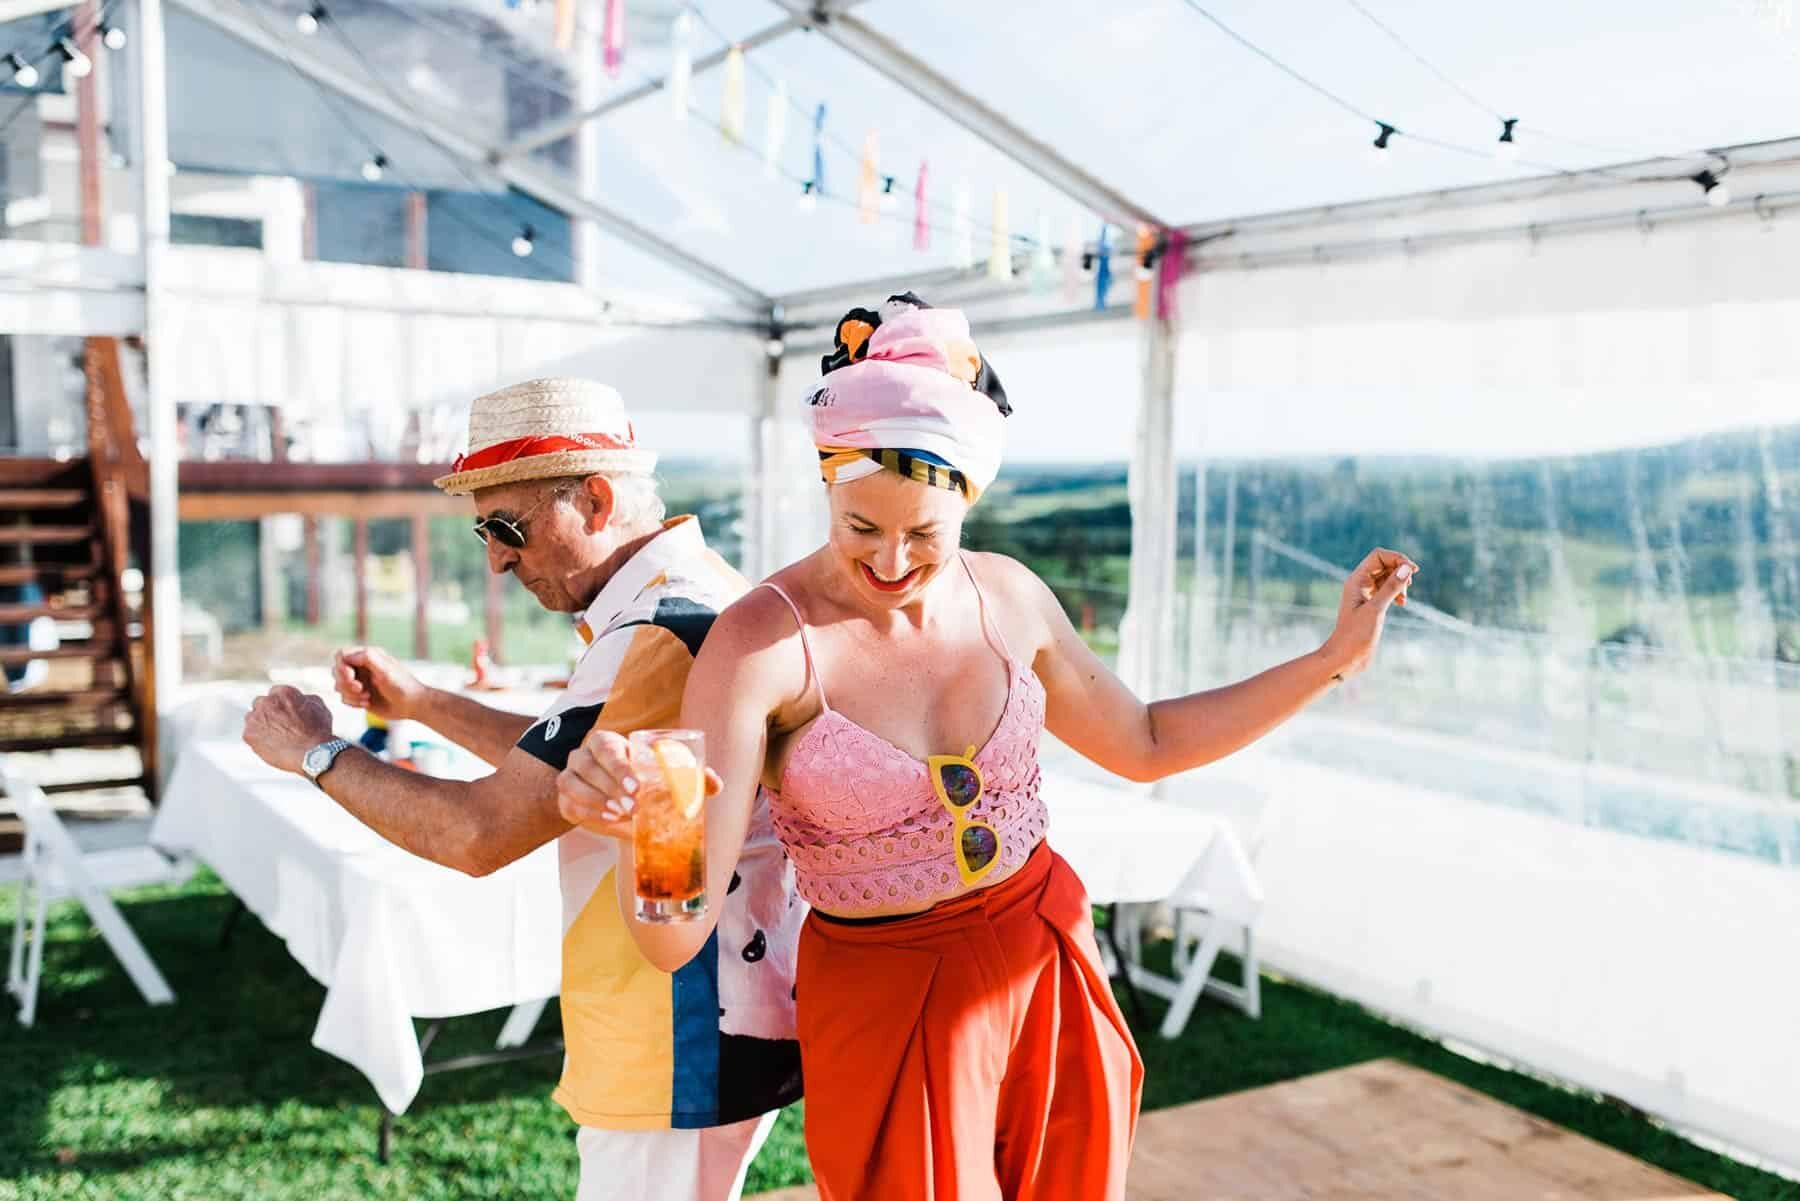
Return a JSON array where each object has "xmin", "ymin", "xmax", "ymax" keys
[{"xmin": 301, "ymin": 738, "xmax": 354, "ymax": 788}]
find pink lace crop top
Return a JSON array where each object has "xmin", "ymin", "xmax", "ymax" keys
[{"xmin": 759, "ymin": 559, "xmax": 1050, "ymax": 917}]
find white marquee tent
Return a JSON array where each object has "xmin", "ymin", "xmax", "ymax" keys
[{"xmin": 3, "ymin": 0, "xmax": 1798, "ymax": 1176}]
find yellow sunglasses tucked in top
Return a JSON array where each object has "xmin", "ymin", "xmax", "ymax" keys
[{"xmin": 927, "ymin": 747, "xmax": 1002, "ymax": 887}]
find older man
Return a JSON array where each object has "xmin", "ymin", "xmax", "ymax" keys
[{"xmin": 241, "ymin": 378, "xmax": 803, "ymax": 1201}]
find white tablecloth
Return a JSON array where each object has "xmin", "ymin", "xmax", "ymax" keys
[
  {"xmin": 149, "ymin": 740, "xmax": 561, "ymax": 1114},
  {"xmin": 1044, "ymin": 771, "xmax": 1264, "ymax": 927}
]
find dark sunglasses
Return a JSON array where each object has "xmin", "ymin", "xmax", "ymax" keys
[{"xmin": 472, "ymin": 487, "xmax": 570, "ymax": 550}]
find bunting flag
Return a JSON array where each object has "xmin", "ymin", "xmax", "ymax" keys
[
  {"xmin": 913, "ymin": 161, "xmax": 930, "ymax": 252},
  {"xmin": 1133, "ymin": 224, "xmax": 1155, "ymax": 319},
  {"xmin": 603, "ymin": 0, "xmax": 624, "ymax": 76},
  {"xmin": 1061, "ymin": 213, "xmax": 1084, "ymax": 300},
  {"xmin": 1157, "ymin": 229, "xmax": 1187, "ymax": 320},
  {"xmin": 763, "ymin": 80, "xmax": 788, "ymax": 175},
  {"xmin": 951, "ymin": 178, "xmax": 973, "ymax": 268},
  {"xmin": 1031, "ymin": 212, "xmax": 1055, "ymax": 293},
  {"xmin": 812, "ymin": 103, "xmax": 827, "ymax": 197},
  {"xmin": 721, "ymin": 46, "xmax": 746, "ymax": 142},
  {"xmin": 669, "ymin": 9, "xmax": 694, "ymax": 121},
  {"xmin": 859, "ymin": 131, "xmax": 880, "ymax": 224},
  {"xmin": 987, "ymin": 189, "xmax": 1012, "ymax": 279},
  {"xmin": 554, "ymin": 0, "xmax": 575, "ymax": 51},
  {"xmin": 1094, "ymin": 222, "xmax": 1114, "ymax": 310}
]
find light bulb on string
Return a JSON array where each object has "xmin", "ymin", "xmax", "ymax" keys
[
  {"xmin": 798, "ymin": 180, "xmax": 818, "ymax": 213},
  {"xmin": 511, "ymin": 225, "xmax": 536, "ymax": 257},
  {"xmin": 6, "ymin": 53, "xmax": 38, "ymax": 89},
  {"xmin": 361, "ymin": 153, "xmax": 388, "ymax": 182},
  {"xmin": 1494, "ymin": 118, "xmax": 1518, "ymax": 164},
  {"xmin": 57, "ymin": 38, "xmax": 91, "ymax": 80},
  {"xmin": 1368, "ymin": 122, "xmax": 1395, "ymax": 167},
  {"xmin": 1693, "ymin": 170, "xmax": 1731, "ymax": 208},
  {"xmin": 879, "ymin": 176, "xmax": 898, "ymax": 213},
  {"xmin": 101, "ymin": 24, "xmax": 126, "ymax": 51},
  {"xmin": 296, "ymin": 4, "xmax": 326, "ymax": 35}
]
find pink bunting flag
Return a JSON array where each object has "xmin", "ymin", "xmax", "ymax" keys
[
  {"xmin": 1156, "ymin": 229, "xmax": 1187, "ymax": 320},
  {"xmin": 914, "ymin": 161, "xmax": 930, "ymax": 252},
  {"xmin": 603, "ymin": 0, "xmax": 624, "ymax": 75}
]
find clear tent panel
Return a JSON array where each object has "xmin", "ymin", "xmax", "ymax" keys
[
  {"xmin": 1160, "ymin": 208, "xmax": 1800, "ymax": 1166},
  {"xmin": 859, "ymin": 0, "xmax": 1800, "ymax": 224}
]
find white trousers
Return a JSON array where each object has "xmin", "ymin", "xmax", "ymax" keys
[{"xmin": 574, "ymin": 1110, "xmax": 780, "ymax": 1201}]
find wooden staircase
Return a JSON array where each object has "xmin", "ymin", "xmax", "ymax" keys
[{"xmin": 0, "ymin": 337, "xmax": 159, "ymax": 838}]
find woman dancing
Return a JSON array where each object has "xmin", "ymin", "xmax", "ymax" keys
[{"xmin": 557, "ymin": 293, "xmax": 1417, "ymax": 1200}]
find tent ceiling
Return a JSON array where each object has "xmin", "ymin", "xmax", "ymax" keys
[
  {"xmin": 862, "ymin": 0, "xmax": 1800, "ymax": 224},
  {"xmin": 22, "ymin": 0, "xmax": 1800, "ymax": 307}
]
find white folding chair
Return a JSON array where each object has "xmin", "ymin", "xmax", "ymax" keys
[
  {"xmin": 1159, "ymin": 799, "xmax": 1275, "ymax": 1032},
  {"xmin": 1110, "ymin": 783, "xmax": 1273, "ymax": 1039},
  {"xmin": 5, "ymin": 764, "xmax": 192, "ymax": 1027}
]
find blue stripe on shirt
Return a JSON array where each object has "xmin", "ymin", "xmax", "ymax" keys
[{"xmin": 668, "ymin": 927, "xmax": 722, "ymax": 1128}]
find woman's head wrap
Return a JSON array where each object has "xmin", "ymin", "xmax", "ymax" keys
[{"xmin": 806, "ymin": 293, "xmax": 1010, "ymax": 501}]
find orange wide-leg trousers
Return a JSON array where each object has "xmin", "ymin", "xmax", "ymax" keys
[{"xmin": 796, "ymin": 843, "xmax": 1144, "ymax": 1200}]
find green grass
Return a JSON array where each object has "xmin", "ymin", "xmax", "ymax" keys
[{"xmin": 1, "ymin": 875, "xmax": 1792, "ymax": 1200}]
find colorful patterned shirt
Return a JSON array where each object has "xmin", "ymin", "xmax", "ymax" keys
[{"xmin": 517, "ymin": 516, "xmax": 804, "ymax": 1131}]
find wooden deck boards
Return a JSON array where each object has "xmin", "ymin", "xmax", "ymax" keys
[{"xmin": 753, "ymin": 1059, "xmax": 1728, "ymax": 1200}]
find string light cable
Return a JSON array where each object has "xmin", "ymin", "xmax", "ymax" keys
[
  {"xmin": 307, "ymin": 0, "xmax": 588, "ymax": 275},
  {"xmin": 1180, "ymin": 0, "xmax": 1746, "ymax": 205},
  {"xmin": 234, "ymin": 0, "xmax": 574, "ymax": 284},
  {"xmin": 1339, "ymin": 0, "xmax": 1703, "ymax": 162}
]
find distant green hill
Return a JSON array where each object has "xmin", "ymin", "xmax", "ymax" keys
[{"xmin": 964, "ymin": 423, "xmax": 1800, "ymax": 660}]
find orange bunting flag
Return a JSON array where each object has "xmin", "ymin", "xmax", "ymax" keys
[
  {"xmin": 1133, "ymin": 224, "xmax": 1155, "ymax": 319},
  {"xmin": 859, "ymin": 131, "xmax": 880, "ymax": 224},
  {"xmin": 553, "ymin": 0, "xmax": 575, "ymax": 51}
]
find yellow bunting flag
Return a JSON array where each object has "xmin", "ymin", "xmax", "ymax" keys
[
  {"xmin": 988, "ymin": 189, "xmax": 1012, "ymax": 280},
  {"xmin": 721, "ymin": 46, "xmax": 746, "ymax": 143}
]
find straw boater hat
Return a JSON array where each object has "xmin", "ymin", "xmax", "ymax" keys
[{"xmin": 433, "ymin": 377, "xmax": 658, "ymax": 495}]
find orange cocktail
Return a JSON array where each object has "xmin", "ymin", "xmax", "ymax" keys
[{"xmin": 630, "ymin": 729, "xmax": 708, "ymax": 922}]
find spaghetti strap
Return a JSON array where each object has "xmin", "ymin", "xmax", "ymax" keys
[
  {"xmin": 959, "ymin": 553, "xmax": 1014, "ymax": 662},
  {"xmin": 757, "ymin": 582, "xmax": 831, "ymax": 712}
]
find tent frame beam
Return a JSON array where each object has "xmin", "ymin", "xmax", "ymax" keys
[
  {"xmin": 1182, "ymin": 136, "xmax": 1800, "ymax": 244},
  {"xmin": 170, "ymin": 0, "xmax": 772, "ymax": 309}
]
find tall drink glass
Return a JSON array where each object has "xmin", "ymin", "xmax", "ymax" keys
[{"xmin": 630, "ymin": 729, "xmax": 708, "ymax": 922}]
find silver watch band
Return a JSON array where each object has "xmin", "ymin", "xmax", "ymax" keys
[{"xmin": 304, "ymin": 737, "xmax": 353, "ymax": 787}]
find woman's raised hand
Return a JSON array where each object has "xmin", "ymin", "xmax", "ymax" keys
[
  {"xmin": 1320, "ymin": 547, "xmax": 1419, "ymax": 683},
  {"xmin": 558, "ymin": 729, "xmax": 640, "ymax": 840}
]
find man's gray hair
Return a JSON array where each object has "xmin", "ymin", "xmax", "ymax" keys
[
  {"xmin": 537, "ymin": 471, "xmax": 664, "ymax": 532},
  {"xmin": 602, "ymin": 470, "xmax": 666, "ymax": 531}
]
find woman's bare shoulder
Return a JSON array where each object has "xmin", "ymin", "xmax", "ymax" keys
[
  {"xmin": 962, "ymin": 550, "xmax": 1061, "ymax": 652},
  {"xmin": 963, "ymin": 550, "xmax": 1057, "ymax": 608},
  {"xmin": 708, "ymin": 556, "xmax": 833, "ymax": 663},
  {"xmin": 711, "ymin": 578, "xmax": 806, "ymax": 658}
]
